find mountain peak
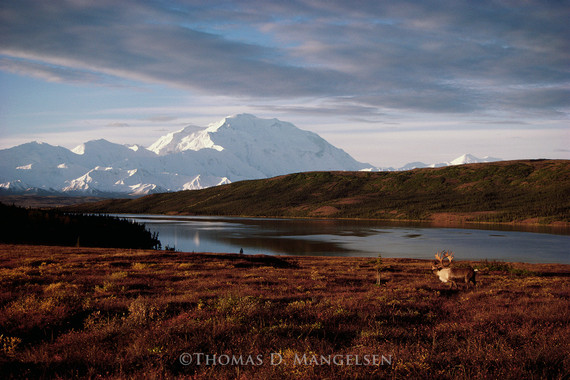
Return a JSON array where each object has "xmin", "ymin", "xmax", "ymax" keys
[
  {"xmin": 449, "ymin": 154, "xmax": 503, "ymax": 166},
  {"xmin": 148, "ymin": 124, "xmax": 222, "ymax": 155},
  {"xmin": 72, "ymin": 139, "xmax": 118, "ymax": 155},
  {"xmin": 388, "ymin": 154, "xmax": 502, "ymax": 171},
  {"xmin": 206, "ymin": 113, "xmax": 277, "ymax": 133},
  {"xmin": 450, "ymin": 153, "xmax": 479, "ymax": 166},
  {"xmin": 150, "ymin": 114, "xmax": 312, "ymax": 158},
  {"xmin": 229, "ymin": 113, "xmax": 258, "ymax": 120},
  {"xmin": 223, "ymin": 113, "xmax": 262, "ymax": 123}
]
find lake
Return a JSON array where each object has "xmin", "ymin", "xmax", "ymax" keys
[{"xmin": 117, "ymin": 215, "xmax": 570, "ymax": 264}]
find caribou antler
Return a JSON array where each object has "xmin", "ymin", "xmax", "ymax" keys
[
  {"xmin": 434, "ymin": 251, "xmax": 445, "ymax": 266},
  {"xmin": 444, "ymin": 250, "xmax": 454, "ymax": 265},
  {"xmin": 435, "ymin": 250, "xmax": 453, "ymax": 267}
]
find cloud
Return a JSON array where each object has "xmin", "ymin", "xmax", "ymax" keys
[
  {"xmin": 105, "ymin": 122, "xmax": 130, "ymax": 128},
  {"xmin": 253, "ymin": 100, "xmax": 386, "ymax": 121},
  {"xmin": 144, "ymin": 116, "xmax": 180, "ymax": 123},
  {"xmin": 0, "ymin": 57, "xmax": 113, "ymax": 84},
  {"xmin": 0, "ymin": 1, "xmax": 350, "ymax": 98},
  {"xmin": 1, "ymin": 0, "xmax": 568, "ymax": 118}
]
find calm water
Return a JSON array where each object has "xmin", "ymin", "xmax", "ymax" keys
[{"xmin": 118, "ymin": 215, "xmax": 570, "ymax": 264}]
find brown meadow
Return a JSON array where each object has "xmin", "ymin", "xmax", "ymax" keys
[{"xmin": 0, "ymin": 244, "xmax": 568, "ymax": 379}]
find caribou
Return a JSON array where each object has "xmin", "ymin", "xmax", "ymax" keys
[{"xmin": 431, "ymin": 250, "xmax": 477, "ymax": 289}]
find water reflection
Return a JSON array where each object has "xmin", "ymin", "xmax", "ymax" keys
[{"xmin": 116, "ymin": 215, "xmax": 570, "ymax": 264}]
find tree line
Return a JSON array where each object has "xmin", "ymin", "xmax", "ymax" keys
[{"xmin": 0, "ymin": 203, "xmax": 161, "ymax": 249}]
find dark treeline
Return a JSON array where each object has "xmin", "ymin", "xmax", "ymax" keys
[{"xmin": 0, "ymin": 203, "xmax": 161, "ymax": 249}]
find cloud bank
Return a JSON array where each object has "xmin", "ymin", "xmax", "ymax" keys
[
  {"xmin": 1, "ymin": 0, "xmax": 569, "ymax": 167},
  {"xmin": 1, "ymin": 0, "xmax": 568, "ymax": 117}
]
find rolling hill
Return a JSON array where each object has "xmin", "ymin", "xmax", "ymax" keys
[{"xmin": 65, "ymin": 159, "xmax": 570, "ymax": 225}]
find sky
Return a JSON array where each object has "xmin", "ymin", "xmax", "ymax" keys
[{"xmin": 0, "ymin": 0, "xmax": 568, "ymax": 168}]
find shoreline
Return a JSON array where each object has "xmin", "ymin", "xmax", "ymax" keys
[
  {"xmin": 153, "ymin": 210, "xmax": 570, "ymax": 235},
  {"xmin": 2, "ymin": 243, "xmax": 570, "ymax": 266}
]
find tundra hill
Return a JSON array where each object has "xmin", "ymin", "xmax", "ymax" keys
[{"xmin": 65, "ymin": 159, "xmax": 570, "ymax": 225}]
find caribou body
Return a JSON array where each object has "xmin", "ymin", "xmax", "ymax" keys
[{"xmin": 432, "ymin": 251, "xmax": 477, "ymax": 289}]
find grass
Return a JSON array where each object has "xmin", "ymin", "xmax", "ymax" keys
[
  {"xmin": 0, "ymin": 244, "xmax": 568, "ymax": 379},
  {"xmin": 63, "ymin": 159, "xmax": 570, "ymax": 225}
]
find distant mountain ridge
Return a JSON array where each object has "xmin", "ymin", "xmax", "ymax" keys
[
  {"xmin": 1, "ymin": 114, "xmax": 368, "ymax": 196},
  {"xmin": 0, "ymin": 113, "xmax": 502, "ymax": 196},
  {"xmin": 377, "ymin": 154, "xmax": 502, "ymax": 171}
]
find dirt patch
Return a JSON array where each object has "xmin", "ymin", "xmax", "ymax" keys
[
  {"xmin": 456, "ymin": 181, "xmax": 479, "ymax": 190},
  {"xmin": 429, "ymin": 212, "xmax": 498, "ymax": 226},
  {"xmin": 310, "ymin": 206, "xmax": 339, "ymax": 216},
  {"xmin": 291, "ymin": 205, "xmax": 311, "ymax": 213},
  {"xmin": 429, "ymin": 212, "xmax": 570, "ymax": 229},
  {"xmin": 335, "ymin": 197, "xmax": 362, "ymax": 205},
  {"xmin": 266, "ymin": 175, "xmax": 289, "ymax": 181}
]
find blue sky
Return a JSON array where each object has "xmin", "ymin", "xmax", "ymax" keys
[{"xmin": 1, "ymin": 0, "xmax": 568, "ymax": 167}]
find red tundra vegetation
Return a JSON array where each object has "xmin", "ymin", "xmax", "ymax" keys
[{"xmin": 0, "ymin": 244, "xmax": 568, "ymax": 379}]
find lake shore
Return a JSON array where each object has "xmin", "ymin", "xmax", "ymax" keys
[
  {"xmin": 1, "ymin": 244, "xmax": 568, "ymax": 379},
  {"xmin": 156, "ymin": 210, "xmax": 570, "ymax": 232},
  {"xmin": 3, "ymin": 193, "xmax": 568, "ymax": 232}
]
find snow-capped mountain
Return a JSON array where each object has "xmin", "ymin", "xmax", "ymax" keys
[
  {"xmin": 389, "ymin": 154, "xmax": 501, "ymax": 171},
  {"xmin": 0, "ymin": 114, "xmax": 370, "ymax": 196},
  {"xmin": 148, "ymin": 113, "xmax": 366, "ymax": 176},
  {"xmin": 0, "ymin": 114, "xmax": 504, "ymax": 197},
  {"xmin": 448, "ymin": 154, "xmax": 501, "ymax": 166}
]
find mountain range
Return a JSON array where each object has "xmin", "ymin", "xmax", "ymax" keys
[
  {"xmin": 0, "ymin": 113, "xmax": 500, "ymax": 196},
  {"xmin": 380, "ymin": 153, "xmax": 502, "ymax": 172}
]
